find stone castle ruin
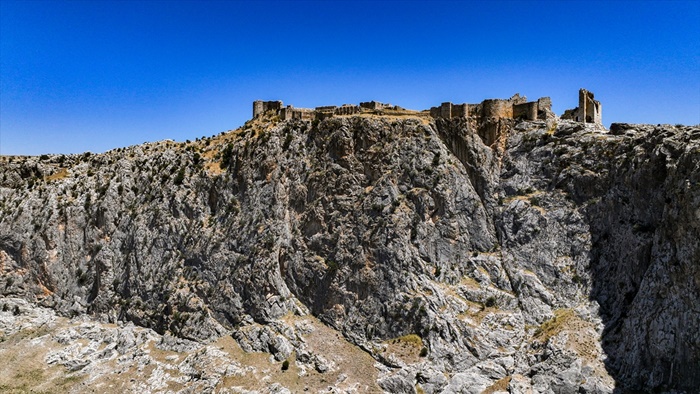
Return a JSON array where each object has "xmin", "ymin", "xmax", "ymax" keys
[
  {"xmin": 252, "ymin": 89, "xmax": 601, "ymax": 125},
  {"xmin": 429, "ymin": 94, "xmax": 555, "ymax": 121},
  {"xmin": 252, "ymin": 100, "xmax": 403, "ymax": 121},
  {"xmin": 561, "ymin": 89, "xmax": 602, "ymax": 123}
]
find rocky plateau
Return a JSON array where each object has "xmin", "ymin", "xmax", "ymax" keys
[{"xmin": 0, "ymin": 106, "xmax": 698, "ymax": 393}]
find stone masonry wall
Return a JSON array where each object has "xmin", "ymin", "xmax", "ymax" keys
[
  {"xmin": 513, "ymin": 102, "xmax": 538, "ymax": 120},
  {"xmin": 253, "ymin": 100, "xmax": 283, "ymax": 118}
]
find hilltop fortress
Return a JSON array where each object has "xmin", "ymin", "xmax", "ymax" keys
[{"xmin": 253, "ymin": 88, "xmax": 602, "ymax": 125}]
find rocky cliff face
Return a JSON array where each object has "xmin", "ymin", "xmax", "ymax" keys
[{"xmin": 1, "ymin": 112, "xmax": 698, "ymax": 393}]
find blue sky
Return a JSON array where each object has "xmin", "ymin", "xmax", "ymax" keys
[{"xmin": 1, "ymin": 0, "xmax": 699, "ymax": 155}]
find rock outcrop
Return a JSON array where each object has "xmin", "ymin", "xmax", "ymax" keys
[{"xmin": 1, "ymin": 110, "xmax": 698, "ymax": 393}]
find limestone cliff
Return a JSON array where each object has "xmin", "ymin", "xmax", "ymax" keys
[{"xmin": 0, "ymin": 111, "xmax": 698, "ymax": 393}]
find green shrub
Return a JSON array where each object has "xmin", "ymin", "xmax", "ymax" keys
[
  {"xmin": 174, "ymin": 168, "xmax": 185, "ymax": 185},
  {"xmin": 281, "ymin": 359, "xmax": 290, "ymax": 371},
  {"xmin": 485, "ymin": 296, "xmax": 497, "ymax": 308},
  {"xmin": 220, "ymin": 143, "xmax": 234, "ymax": 169},
  {"xmin": 432, "ymin": 152, "xmax": 441, "ymax": 166},
  {"xmin": 326, "ymin": 260, "xmax": 339, "ymax": 273},
  {"xmin": 283, "ymin": 133, "xmax": 293, "ymax": 149}
]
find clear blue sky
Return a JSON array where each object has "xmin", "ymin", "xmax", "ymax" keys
[{"xmin": 1, "ymin": 0, "xmax": 699, "ymax": 155}]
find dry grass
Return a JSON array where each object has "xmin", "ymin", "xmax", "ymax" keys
[
  {"xmin": 0, "ymin": 308, "xmax": 384, "ymax": 393},
  {"xmin": 461, "ymin": 306, "xmax": 499, "ymax": 326},
  {"xmin": 45, "ymin": 167, "xmax": 69, "ymax": 181},
  {"xmin": 460, "ymin": 275, "xmax": 481, "ymax": 288},
  {"xmin": 502, "ymin": 191, "xmax": 545, "ymax": 214},
  {"xmin": 204, "ymin": 161, "xmax": 223, "ymax": 176},
  {"xmin": 530, "ymin": 308, "xmax": 611, "ymax": 381},
  {"xmin": 383, "ymin": 333, "xmax": 424, "ymax": 364},
  {"xmin": 482, "ymin": 375, "xmax": 511, "ymax": 394},
  {"xmin": 0, "ymin": 326, "xmax": 85, "ymax": 393},
  {"xmin": 215, "ymin": 314, "xmax": 382, "ymax": 393},
  {"xmin": 534, "ymin": 308, "xmax": 576, "ymax": 343}
]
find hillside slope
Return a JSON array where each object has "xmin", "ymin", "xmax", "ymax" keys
[{"xmin": 1, "ymin": 113, "xmax": 698, "ymax": 393}]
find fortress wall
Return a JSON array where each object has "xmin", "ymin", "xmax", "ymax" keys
[
  {"xmin": 253, "ymin": 101, "xmax": 264, "ymax": 118},
  {"xmin": 537, "ymin": 97, "xmax": 551, "ymax": 119},
  {"xmin": 360, "ymin": 101, "xmax": 386, "ymax": 110},
  {"xmin": 468, "ymin": 102, "xmax": 482, "ymax": 117},
  {"xmin": 294, "ymin": 110, "xmax": 314, "ymax": 120},
  {"xmin": 253, "ymin": 100, "xmax": 283, "ymax": 117},
  {"xmin": 440, "ymin": 102, "xmax": 452, "ymax": 118},
  {"xmin": 268, "ymin": 101, "xmax": 283, "ymax": 113},
  {"xmin": 280, "ymin": 106, "xmax": 291, "ymax": 120},
  {"xmin": 253, "ymin": 90, "xmax": 597, "ymax": 124},
  {"xmin": 452, "ymin": 103, "xmax": 469, "ymax": 117},
  {"xmin": 513, "ymin": 102, "xmax": 538, "ymax": 120},
  {"xmin": 335, "ymin": 105, "xmax": 361, "ymax": 115},
  {"xmin": 537, "ymin": 97, "xmax": 551, "ymax": 111},
  {"xmin": 481, "ymin": 99, "xmax": 513, "ymax": 118},
  {"xmin": 429, "ymin": 103, "xmax": 470, "ymax": 119}
]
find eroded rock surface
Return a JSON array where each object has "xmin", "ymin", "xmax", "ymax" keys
[{"xmin": 1, "ymin": 113, "xmax": 698, "ymax": 393}]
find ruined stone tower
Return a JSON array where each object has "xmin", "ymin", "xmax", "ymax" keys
[
  {"xmin": 576, "ymin": 89, "xmax": 602, "ymax": 124},
  {"xmin": 253, "ymin": 100, "xmax": 283, "ymax": 118}
]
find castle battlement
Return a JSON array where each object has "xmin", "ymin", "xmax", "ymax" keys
[
  {"xmin": 251, "ymin": 89, "xmax": 601, "ymax": 125},
  {"xmin": 429, "ymin": 94, "xmax": 556, "ymax": 121}
]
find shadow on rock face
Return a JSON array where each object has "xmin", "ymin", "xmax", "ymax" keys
[{"xmin": 578, "ymin": 127, "xmax": 700, "ymax": 392}]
